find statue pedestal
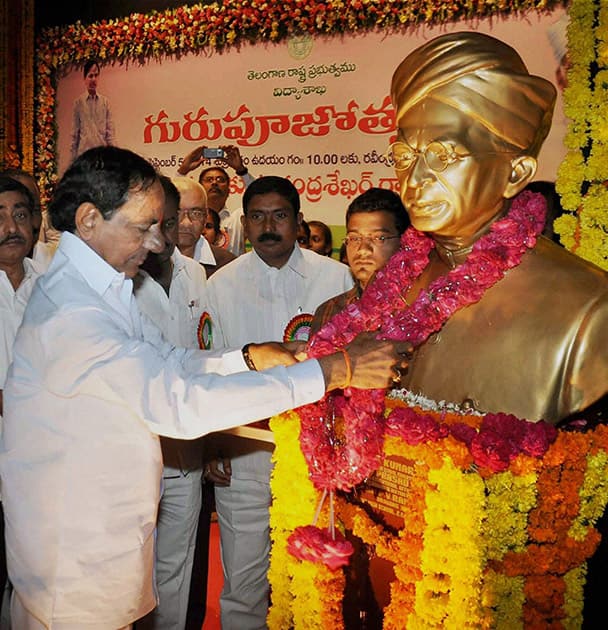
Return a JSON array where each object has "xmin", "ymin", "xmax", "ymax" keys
[
  {"xmin": 342, "ymin": 454, "xmax": 416, "ymax": 628},
  {"xmin": 268, "ymin": 403, "xmax": 608, "ymax": 629}
]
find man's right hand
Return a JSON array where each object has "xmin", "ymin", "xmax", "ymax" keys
[
  {"xmin": 318, "ymin": 332, "xmax": 412, "ymax": 391},
  {"xmin": 246, "ymin": 342, "xmax": 298, "ymax": 371},
  {"xmin": 205, "ymin": 457, "xmax": 232, "ymax": 486}
]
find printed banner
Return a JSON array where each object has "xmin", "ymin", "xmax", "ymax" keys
[{"xmin": 55, "ymin": 7, "xmax": 568, "ymax": 225}]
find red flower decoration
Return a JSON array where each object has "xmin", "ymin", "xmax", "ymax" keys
[
  {"xmin": 386, "ymin": 407, "xmax": 449, "ymax": 444},
  {"xmin": 287, "ymin": 525, "xmax": 354, "ymax": 571},
  {"xmin": 470, "ymin": 430, "xmax": 516, "ymax": 472},
  {"xmin": 298, "ymin": 191, "xmax": 547, "ymax": 492},
  {"xmin": 449, "ymin": 422, "xmax": 478, "ymax": 446},
  {"xmin": 521, "ymin": 420, "xmax": 558, "ymax": 457}
]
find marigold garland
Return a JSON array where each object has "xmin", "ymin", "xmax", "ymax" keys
[
  {"xmin": 268, "ymin": 397, "xmax": 608, "ymax": 628},
  {"xmin": 268, "ymin": 411, "xmax": 317, "ymax": 630},
  {"xmin": 555, "ymin": 0, "xmax": 608, "ymax": 270}
]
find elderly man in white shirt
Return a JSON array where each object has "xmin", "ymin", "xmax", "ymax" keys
[
  {"xmin": 205, "ymin": 175, "xmax": 354, "ymax": 630},
  {"xmin": 172, "ymin": 177, "xmax": 236, "ymax": 279},
  {"xmin": 0, "ymin": 175, "xmax": 44, "ymax": 626},
  {"xmin": 0, "ymin": 147, "xmax": 406, "ymax": 629},
  {"xmin": 177, "ymin": 145, "xmax": 252, "ymax": 256},
  {"xmin": 133, "ymin": 175, "xmax": 210, "ymax": 630}
]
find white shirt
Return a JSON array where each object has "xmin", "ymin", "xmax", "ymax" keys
[
  {"xmin": 206, "ymin": 245, "xmax": 353, "ymax": 482},
  {"xmin": 193, "ymin": 235, "xmax": 216, "ymax": 267},
  {"xmin": 218, "ymin": 171, "xmax": 254, "ymax": 256},
  {"xmin": 207, "ymin": 245, "xmax": 354, "ymax": 348},
  {"xmin": 0, "ymin": 258, "xmax": 44, "ymax": 392},
  {"xmin": 0, "ymin": 231, "xmax": 325, "ymax": 628},
  {"xmin": 134, "ymin": 248, "xmax": 209, "ymax": 475},
  {"xmin": 134, "ymin": 248, "xmax": 208, "ymax": 349},
  {"xmin": 0, "ymin": 258, "xmax": 44, "ymax": 452}
]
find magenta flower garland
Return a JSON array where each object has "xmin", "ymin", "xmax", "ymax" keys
[{"xmin": 288, "ymin": 190, "xmax": 547, "ymax": 568}]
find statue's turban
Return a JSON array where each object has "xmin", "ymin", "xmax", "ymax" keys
[{"xmin": 390, "ymin": 32, "xmax": 557, "ymax": 156}]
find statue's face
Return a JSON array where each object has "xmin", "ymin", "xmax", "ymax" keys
[{"xmin": 394, "ymin": 99, "xmax": 516, "ymax": 239}]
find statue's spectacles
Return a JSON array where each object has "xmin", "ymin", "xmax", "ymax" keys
[{"xmin": 384, "ymin": 141, "xmax": 515, "ymax": 173}]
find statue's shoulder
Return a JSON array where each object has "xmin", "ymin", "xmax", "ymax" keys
[{"xmin": 524, "ymin": 237, "xmax": 608, "ymax": 297}]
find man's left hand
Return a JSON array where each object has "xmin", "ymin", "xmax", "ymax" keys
[
  {"xmin": 220, "ymin": 145, "xmax": 246, "ymax": 174},
  {"xmin": 246, "ymin": 342, "xmax": 298, "ymax": 370}
]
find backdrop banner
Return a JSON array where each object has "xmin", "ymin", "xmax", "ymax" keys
[{"xmin": 55, "ymin": 6, "xmax": 568, "ymax": 225}]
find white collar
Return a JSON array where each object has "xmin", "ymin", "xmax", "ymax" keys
[
  {"xmin": 57, "ymin": 232, "xmax": 133, "ymax": 307},
  {"xmin": 250, "ymin": 244, "xmax": 306, "ymax": 278},
  {"xmin": 193, "ymin": 237, "xmax": 217, "ymax": 266}
]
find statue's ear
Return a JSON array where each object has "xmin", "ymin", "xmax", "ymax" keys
[{"xmin": 504, "ymin": 155, "xmax": 537, "ymax": 199}]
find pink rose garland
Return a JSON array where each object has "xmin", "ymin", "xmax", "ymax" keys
[
  {"xmin": 289, "ymin": 191, "xmax": 548, "ymax": 569},
  {"xmin": 301, "ymin": 191, "xmax": 547, "ymax": 489}
]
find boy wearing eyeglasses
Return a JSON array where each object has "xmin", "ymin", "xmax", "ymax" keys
[{"xmin": 310, "ymin": 187, "xmax": 410, "ymax": 336}]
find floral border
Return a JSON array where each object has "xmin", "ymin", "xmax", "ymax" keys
[
  {"xmin": 268, "ymin": 400, "xmax": 608, "ymax": 628},
  {"xmin": 555, "ymin": 0, "xmax": 608, "ymax": 270},
  {"xmin": 35, "ymin": 0, "xmax": 565, "ymax": 204}
]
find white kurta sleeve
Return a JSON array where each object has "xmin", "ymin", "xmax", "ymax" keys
[{"xmin": 34, "ymin": 304, "xmax": 323, "ymax": 439}]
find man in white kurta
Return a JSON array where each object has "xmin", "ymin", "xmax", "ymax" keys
[
  {"xmin": 1, "ymin": 228, "xmax": 332, "ymax": 628},
  {"xmin": 0, "ymin": 258, "xmax": 43, "ymax": 403},
  {"xmin": 205, "ymin": 176, "xmax": 354, "ymax": 629},
  {"xmin": 0, "ymin": 149, "xmax": 328, "ymax": 629},
  {"xmin": 0, "ymin": 148, "xmax": 401, "ymax": 629},
  {"xmin": 134, "ymin": 174, "xmax": 211, "ymax": 630}
]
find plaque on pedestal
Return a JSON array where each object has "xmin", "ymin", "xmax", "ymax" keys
[{"xmin": 342, "ymin": 454, "xmax": 414, "ymax": 629}]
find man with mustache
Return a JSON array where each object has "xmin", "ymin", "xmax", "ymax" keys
[
  {"xmin": 178, "ymin": 145, "xmax": 253, "ymax": 256},
  {"xmin": 0, "ymin": 175, "xmax": 45, "ymax": 623},
  {"xmin": 0, "ymin": 169, "xmax": 42, "ymax": 248},
  {"xmin": 0, "ymin": 176, "xmax": 43, "ymax": 415},
  {"xmin": 204, "ymin": 176, "xmax": 354, "ymax": 629}
]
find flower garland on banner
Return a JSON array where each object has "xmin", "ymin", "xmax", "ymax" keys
[
  {"xmin": 286, "ymin": 191, "xmax": 546, "ymax": 567},
  {"xmin": 555, "ymin": 0, "xmax": 608, "ymax": 270},
  {"xmin": 268, "ymin": 397, "xmax": 608, "ymax": 628},
  {"xmin": 35, "ymin": 1, "xmax": 564, "ymax": 207}
]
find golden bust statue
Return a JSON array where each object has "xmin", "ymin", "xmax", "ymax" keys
[{"xmin": 390, "ymin": 32, "xmax": 607, "ymax": 424}]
